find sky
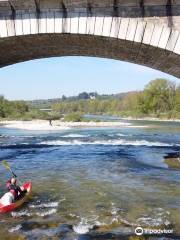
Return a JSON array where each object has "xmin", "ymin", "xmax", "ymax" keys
[{"xmin": 0, "ymin": 56, "xmax": 179, "ymax": 100}]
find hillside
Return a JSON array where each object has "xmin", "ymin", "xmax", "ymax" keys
[{"xmin": 26, "ymin": 91, "xmax": 134, "ymax": 109}]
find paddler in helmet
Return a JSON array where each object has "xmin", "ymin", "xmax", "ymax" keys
[{"xmin": 6, "ymin": 177, "xmax": 25, "ymax": 201}]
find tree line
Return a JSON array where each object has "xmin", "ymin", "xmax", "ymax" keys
[
  {"xmin": 52, "ymin": 79, "xmax": 180, "ymax": 119},
  {"xmin": 0, "ymin": 79, "xmax": 180, "ymax": 120},
  {"xmin": 0, "ymin": 96, "xmax": 48, "ymax": 119}
]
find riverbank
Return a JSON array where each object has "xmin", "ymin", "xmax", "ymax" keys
[
  {"xmin": 119, "ymin": 116, "xmax": 180, "ymax": 122},
  {"xmin": 0, "ymin": 120, "xmax": 136, "ymax": 131},
  {"xmin": 1, "ymin": 117, "xmax": 180, "ymax": 130}
]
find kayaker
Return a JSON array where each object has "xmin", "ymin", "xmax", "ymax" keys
[{"xmin": 6, "ymin": 177, "xmax": 25, "ymax": 201}]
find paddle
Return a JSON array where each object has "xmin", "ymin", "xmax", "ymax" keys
[
  {"xmin": 2, "ymin": 160, "xmax": 23, "ymax": 185},
  {"xmin": 2, "ymin": 160, "xmax": 17, "ymax": 178}
]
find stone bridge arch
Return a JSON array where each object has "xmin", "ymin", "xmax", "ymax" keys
[{"xmin": 0, "ymin": 0, "xmax": 180, "ymax": 78}]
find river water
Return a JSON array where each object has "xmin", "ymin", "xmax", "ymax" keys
[{"xmin": 0, "ymin": 120, "xmax": 180, "ymax": 240}]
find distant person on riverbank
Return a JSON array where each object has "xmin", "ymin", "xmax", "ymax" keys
[{"xmin": 49, "ymin": 119, "xmax": 52, "ymax": 126}]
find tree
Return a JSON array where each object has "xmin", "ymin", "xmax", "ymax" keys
[
  {"xmin": 0, "ymin": 96, "xmax": 5, "ymax": 117},
  {"xmin": 175, "ymin": 86, "xmax": 180, "ymax": 112},
  {"xmin": 62, "ymin": 95, "xmax": 67, "ymax": 101},
  {"xmin": 140, "ymin": 79, "xmax": 176, "ymax": 114},
  {"xmin": 13, "ymin": 101, "xmax": 29, "ymax": 114},
  {"xmin": 121, "ymin": 92, "xmax": 140, "ymax": 111},
  {"xmin": 50, "ymin": 80, "xmax": 179, "ymax": 119},
  {"xmin": 78, "ymin": 92, "xmax": 89, "ymax": 100}
]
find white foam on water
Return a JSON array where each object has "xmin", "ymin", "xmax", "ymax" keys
[
  {"xmin": 9, "ymin": 224, "xmax": 22, "ymax": 233},
  {"xmin": 164, "ymin": 220, "xmax": 171, "ymax": 226},
  {"xmin": 94, "ymin": 220, "xmax": 104, "ymax": 227},
  {"xmin": 29, "ymin": 201, "xmax": 59, "ymax": 209},
  {"xmin": 62, "ymin": 134, "xmax": 87, "ymax": 138},
  {"xmin": 69, "ymin": 213, "xmax": 77, "ymax": 218},
  {"xmin": 40, "ymin": 140, "xmax": 71, "ymax": 145},
  {"xmin": 137, "ymin": 217, "xmax": 165, "ymax": 227},
  {"xmin": 116, "ymin": 133, "xmax": 126, "ymax": 137},
  {"xmin": 119, "ymin": 217, "xmax": 138, "ymax": 227},
  {"xmin": 137, "ymin": 208, "xmax": 171, "ymax": 227},
  {"xmin": 111, "ymin": 217, "xmax": 119, "ymax": 223},
  {"xmin": 11, "ymin": 210, "xmax": 31, "ymax": 217},
  {"xmin": 73, "ymin": 218, "xmax": 93, "ymax": 234},
  {"xmin": 40, "ymin": 139, "xmax": 177, "ymax": 147},
  {"xmin": 111, "ymin": 207, "xmax": 120, "ymax": 215},
  {"xmin": 35, "ymin": 208, "xmax": 57, "ymax": 217},
  {"xmin": 59, "ymin": 197, "xmax": 66, "ymax": 203},
  {"xmin": 73, "ymin": 224, "xmax": 91, "ymax": 234}
]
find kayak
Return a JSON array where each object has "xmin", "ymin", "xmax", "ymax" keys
[{"xmin": 0, "ymin": 181, "xmax": 32, "ymax": 213}]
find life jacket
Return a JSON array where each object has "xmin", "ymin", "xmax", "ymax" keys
[
  {"xmin": 6, "ymin": 179, "xmax": 11, "ymax": 190},
  {"xmin": 9, "ymin": 189, "xmax": 16, "ymax": 199}
]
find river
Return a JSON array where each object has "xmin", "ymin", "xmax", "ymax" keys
[{"xmin": 0, "ymin": 120, "xmax": 180, "ymax": 239}]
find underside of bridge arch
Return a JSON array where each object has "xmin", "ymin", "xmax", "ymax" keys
[{"xmin": 0, "ymin": 33, "xmax": 180, "ymax": 78}]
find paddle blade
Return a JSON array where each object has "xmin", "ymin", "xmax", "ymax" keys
[
  {"xmin": 2, "ymin": 160, "xmax": 10, "ymax": 170},
  {"xmin": 2, "ymin": 160, "xmax": 17, "ymax": 178}
]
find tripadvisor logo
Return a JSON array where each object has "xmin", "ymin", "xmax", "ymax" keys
[
  {"xmin": 135, "ymin": 226, "xmax": 174, "ymax": 236},
  {"xmin": 135, "ymin": 227, "xmax": 144, "ymax": 236}
]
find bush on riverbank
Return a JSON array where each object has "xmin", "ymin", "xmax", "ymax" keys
[
  {"xmin": 0, "ymin": 96, "xmax": 29, "ymax": 119},
  {"xmin": 63, "ymin": 113, "xmax": 101, "ymax": 122},
  {"xmin": 22, "ymin": 109, "xmax": 49, "ymax": 120},
  {"xmin": 64, "ymin": 113, "xmax": 83, "ymax": 122},
  {"xmin": 0, "ymin": 96, "xmax": 53, "ymax": 120}
]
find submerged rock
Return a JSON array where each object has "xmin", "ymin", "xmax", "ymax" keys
[
  {"xmin": 128, "ymin": 236, "xmax": 145, "ymax": 240},
  {"xmin": 164, "ymin": 153, "xmax": 180, "ymax": 169},
  {"xmin": 56, "ymin": 223, "xmax": 73, "ymax": 235}
]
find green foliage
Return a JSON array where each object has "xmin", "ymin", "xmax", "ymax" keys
[
  {"xmin": 0, "ymin": 79, "xmax": 179, "ymax": 120},
  {"xmin": 45, "ymin": 113, "xmax": 62, "ymax": 121},
  {"xmin": 0, "ymin": 96, "xmax": 5, "ymax": 118},
  {"xmin": 175, "ymin": 86, "xmax": 180, "ymax": 112},
  {"xmin": 52, "ymin": 79, "xmax": 180, "ymax": 119},
  {"xmin": 22, "ymin": 109, "xmax": 49, "ymax": 120},
  {"xmin": 64, "ymin": 113, "xmax": 83, "ymax": 122},
  {"xmin": 0, "ymin": 98, "xmax": 29, "ymax": 119},
  {"xmin": 138, "ymin": 79, "xmax": 176, "ymax": 114},
  {"xmin": 0, "ymin": 98, "xmax": 53, "ymax": 120}
]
